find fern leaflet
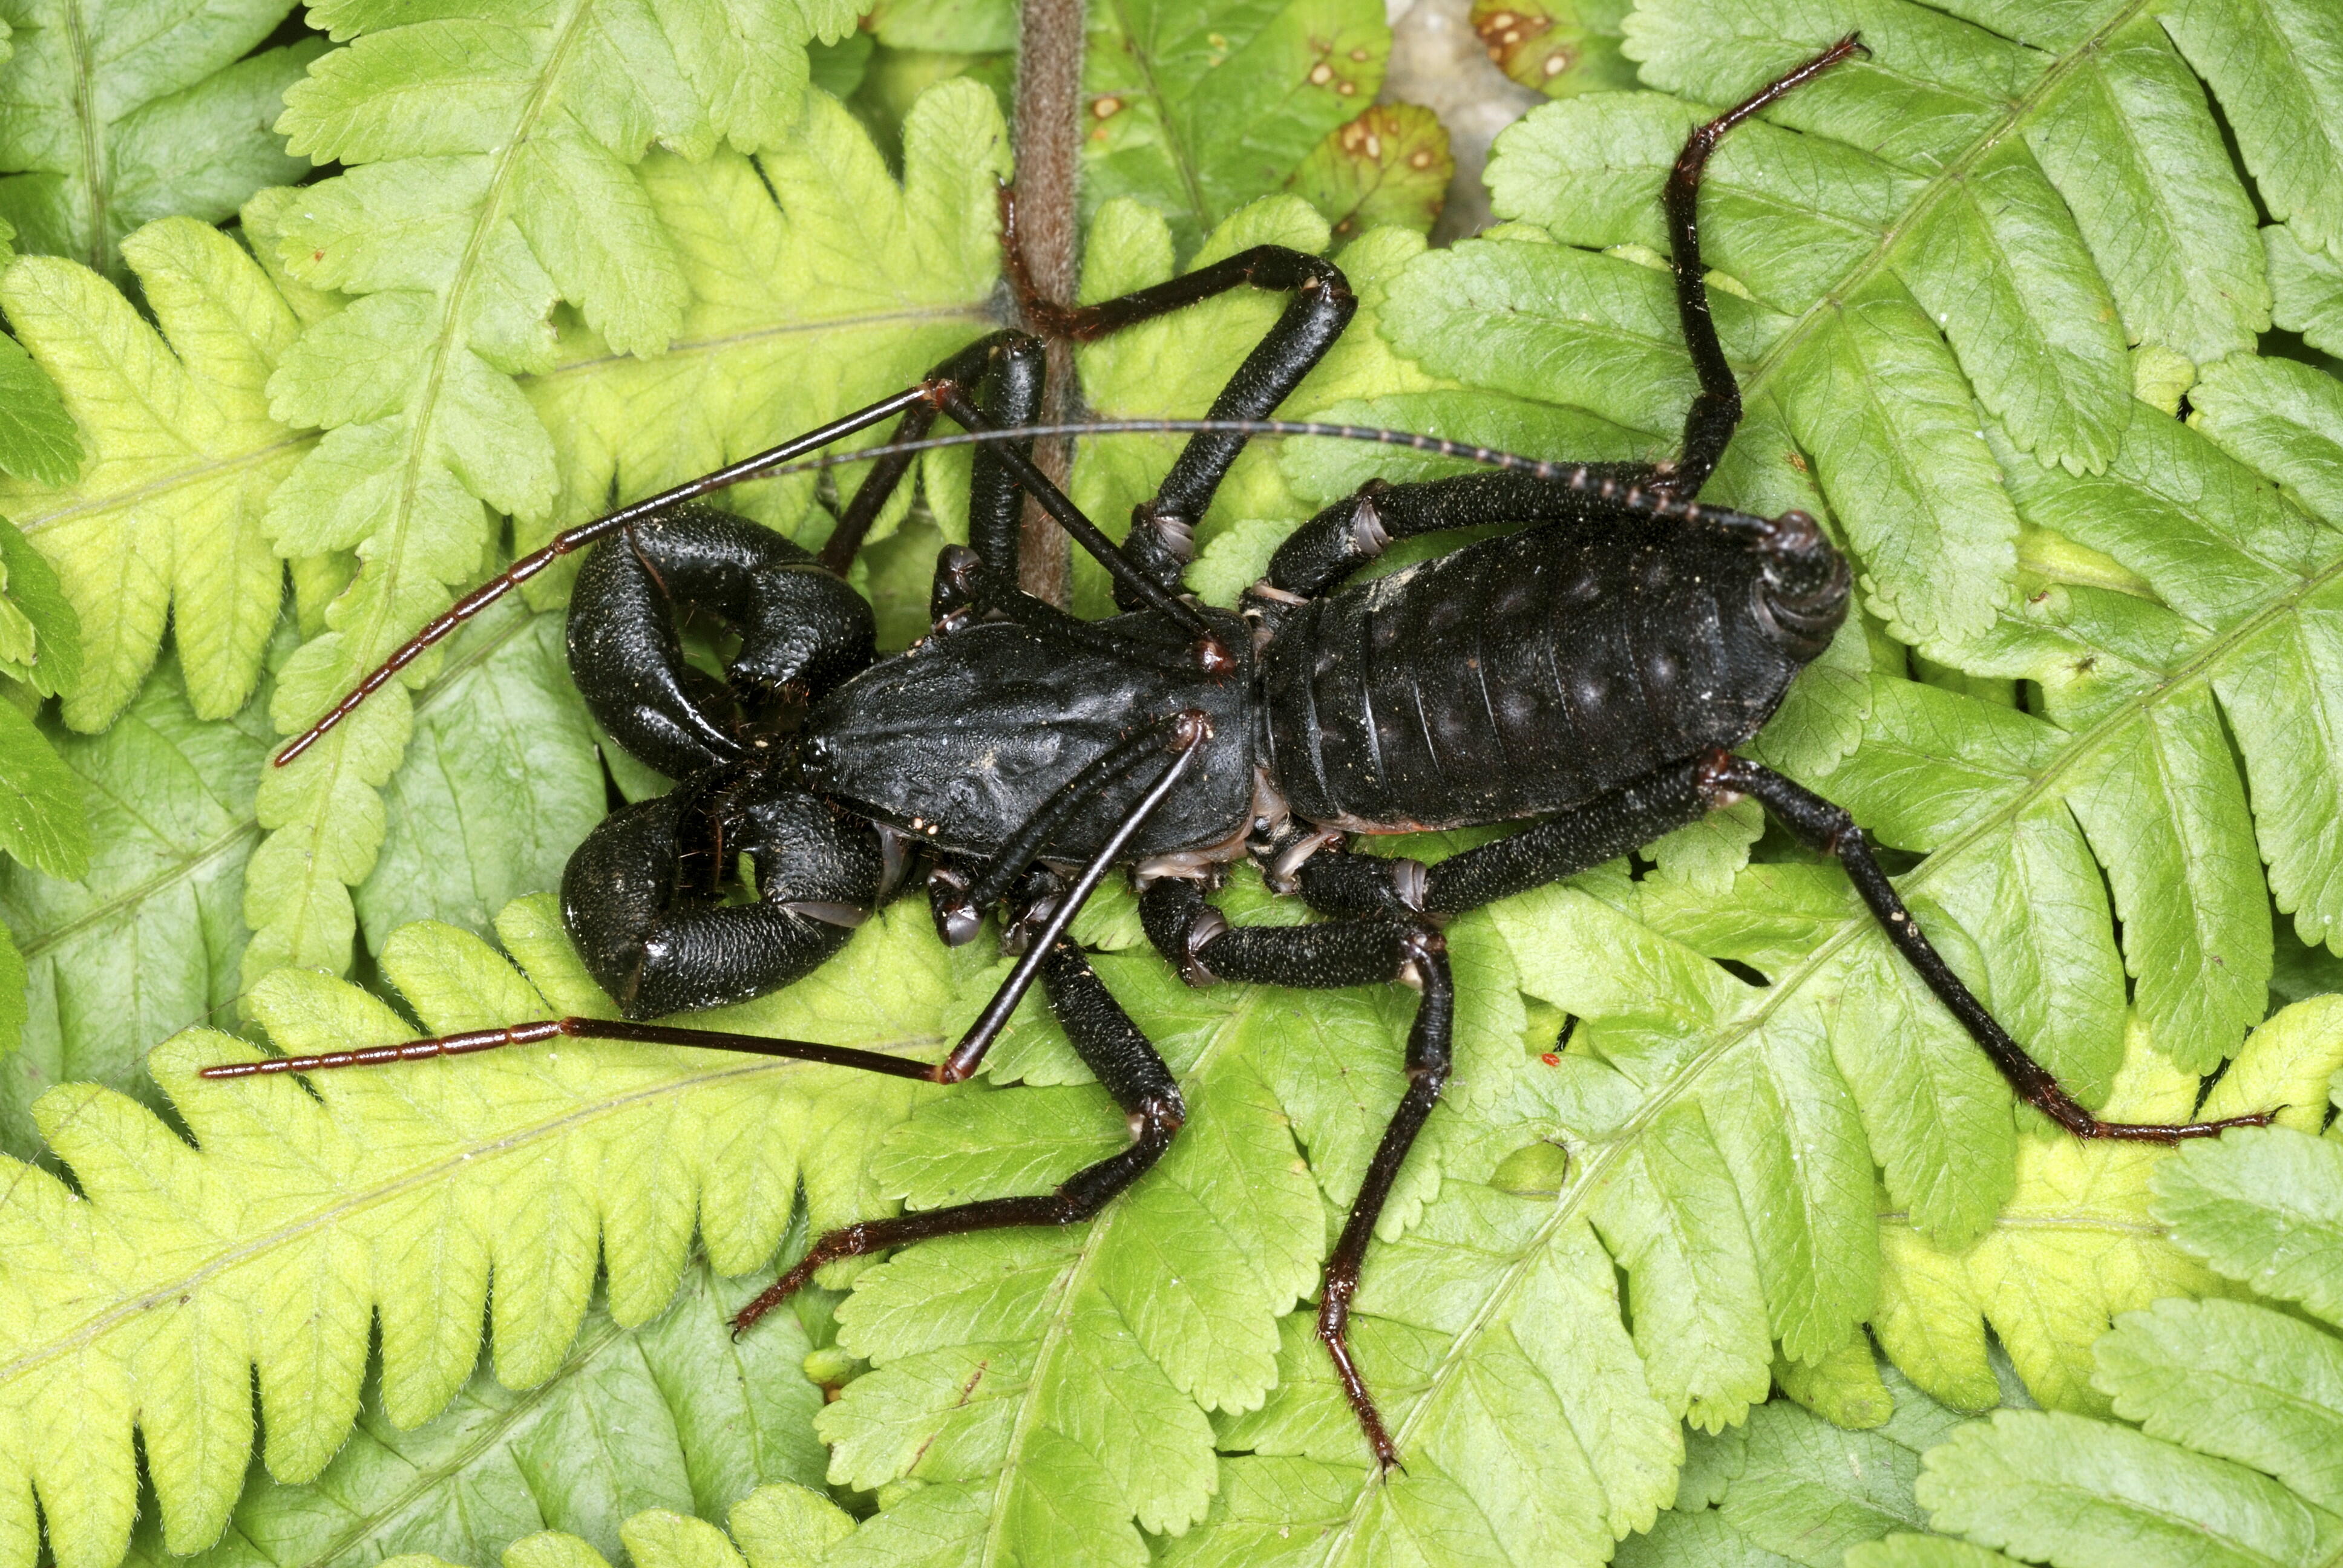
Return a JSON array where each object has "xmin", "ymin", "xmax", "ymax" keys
[
  {"xmin": 128, "ymin": 1259, "xmax": 832, "ymax": 1568},
  {"xmin": 0, "ymin": 0, "xmax": 320, "ymax": 283},
  {"xmin": 0, "ymin": 218, "xmax": 307, "ymax": 730},
  {"xmin": 0, "ymin": 647, "xmax": 264, "ymax": 1158},
  {"xmin": 1863, "ymin": 1019, "xmax": 2343, "ymax": 1564},
  {"xmin": 385, "ymin": 1483, "xmax": 858, "ymax": 1568}
]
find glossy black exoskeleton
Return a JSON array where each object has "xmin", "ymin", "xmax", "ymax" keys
[{"xmin": 212, "ymin": 38, "xmax": 2271, "ymax": 1469}]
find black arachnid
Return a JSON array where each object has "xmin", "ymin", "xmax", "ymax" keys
[{"xmin": 205, "ymin": 36, "xmax": 2272, "ymax": 1468}]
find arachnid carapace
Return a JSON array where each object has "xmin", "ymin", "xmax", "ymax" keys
[{"xmin": 206, "ymin": 36, "xmax": 2271, "ymax": 1468}]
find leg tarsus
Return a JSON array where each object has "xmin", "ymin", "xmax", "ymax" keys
[
  {"xmin": 1317, "ymin": 926, "xmax": 1450, "ymax": 1472},
  {"xmin": 195, "ymin": 1013, "xmax": 944, "ymax": 1082},
  {"xmin": 732, "ymin": 1101, "xmax": 1178, "ymax": 1335}
]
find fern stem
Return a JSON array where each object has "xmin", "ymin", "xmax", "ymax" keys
[{"xmin": 1011, "ymin": 0, "xmax": 1087, "ymax": 607}]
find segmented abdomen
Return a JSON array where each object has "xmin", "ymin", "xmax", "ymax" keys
[{"xmin": 1261, "ymin": 523, "xmax": 1803, "ymax": 830}]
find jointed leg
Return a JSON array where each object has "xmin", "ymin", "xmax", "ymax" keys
[
  {"xmin": 1702, "ymin": 755, "xmax": 2273, "ymax": 1143},
  {"xmin": 1659, "ymin": 33, "xmax": 1863, "ymax": 498},
  {"xmin": 1092, "ymin": 249, "xmax": 1356, "ymax": 603},
  {"xmin": 1302, "ymin": 748, "xmax": 2275, "ymax": 1143},
  {"xmin": 814, "ymin": 396, "xmax": 937, "ymax": 576},
  {"xmin": 1005, "ymin": 202, "xmax": 1359, "ymax": 604},
  {"xmin": 1138, "ymin": 877, "xmax": 1449, "ymax": 1469},
  {"xmin": 927, "ymin": 544, "xmax": 1207, "ymax": 675},
  {"xmin": 1319, "ymin": 933, "xmax": 1449, "ymax": 1471},
  {"xmin": 206, "ymin": 715, "xmax": 1213, "ymax": 1096},
  {"xmin": 1248, "ymin": 29, "xmax": 1873, "ymax": 613},
  {"xmin": 816, "ymin": 331, "xmax": 1044, "ymax": 577},
  {"xmin": 274, "ymin": 385, "xmax": 939, "ymax": 765},
  {"xmin": 1187, "ymin": 737, "xmax": 2273, "ymax": 1469},
  {"xmin": 925, "ymin": 385, "xmax": 1223, "ymax": 648},
  {"xmin": 730, "ymin": 939, "xmax": 1187, "ymax": 1333}
]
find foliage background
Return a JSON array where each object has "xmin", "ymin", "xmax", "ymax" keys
[{"xmin": 0, "ymin": 0, "xmax": 2336, "ymax": 1566}]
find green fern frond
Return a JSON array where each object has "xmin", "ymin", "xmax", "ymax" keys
[
  {"xmin": 1875, "ymin": 995, "xmax": 2343, "ymax": 1415},
  {"xmin": 1856, "ymin": 1042, "xmax": 2343, "ymax": 1566},
  {"xmin": 2267, "ymin": 219, "xmax": 2343, "ymax": 358},
  {"xmin": 1614, "ymin": 1357, "xmax": 1971, "ymax": 1567},
  {"xmin": 1286, "ymin": 105, "xmax": 1453, "ymax": 243},
  {"xmin": 0, "ymin": 72, "xmax": 1008, "ymax": 1133},
  {"xmin": 0, "ymin": 508, "xmax": 82, "ymax": 884},
  {"xmin": 366, "ymin": 1482, "xmax": 856, "ymax": 1568},
  {"xmin": 0, "ymin": 217, "xmax": 307, "ymax": 730},
  {"xmin": 356, "ymin": 599, "xmax": 605, "ymax": 951},
  {"xmin": 0, "ymin": 0, "xmax": 321, "ymax": 282},
  {"xmin": 520, "ymin": 81, "xmax": 1008, "ymax": 565},
  {"xmin": 0, "ymin": 595, "xmax": 598, "ymax": 1161},
  {"xmin": 244, "ymin": 0, "xmax": 893, "ymax": 989},
  {"xmin": 1081, "ymin": 0, "xmax": 1394, "ymax": 256},
  {"xmin": 0, "ymin": 333, "xmax": 80, "ymax": 488},
  {"xmin": 129, "ymin": 1259, "xmax": 831, "ymax": 1568},
  {"xmin": 0, "ymin": 647, "xmax": 264, "ymax": 1158},
  {"xmin": 0, "ymin": 897, "xmax": 952, "ymax": 1568},
  {"xmin": 758, "ymin": 866, "xmax": 1519, "ymax": 1561}
]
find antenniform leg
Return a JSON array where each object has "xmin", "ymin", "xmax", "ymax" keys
[
  {"xmin": 274, "ymin": 385, "xmax": 946, "ymax": 765},
  {"xmin": 926, "ymin": 714, "xmax": 1205, "ymax": 944},
  {"xmin": 272, "ymin": 325, "xmax": 1182, "ymax": 763},
  {"xmin": 201, "ymin": 720, "xmax": 1211, "ymax": 1085}
]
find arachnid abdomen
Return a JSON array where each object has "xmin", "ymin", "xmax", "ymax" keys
[{"xmin": 1260, "ymin": 521, "xmax": 1842, "ymax": 831}]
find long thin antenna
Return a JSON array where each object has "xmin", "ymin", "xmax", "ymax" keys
[
  {"xmin": 725, "ymin": 419, "xmax": 1755, "ymax": 534},
  {"xmin": 270, "ymin": 414, "xmax": 1755, "ymax": 768},
  {"xmin": 270, "ymin": 387, "xmax": 932, "ymax": 767},
  {"xmin": 751, "ymin": 419, "xmax": 1573, "ymax": 482}
]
